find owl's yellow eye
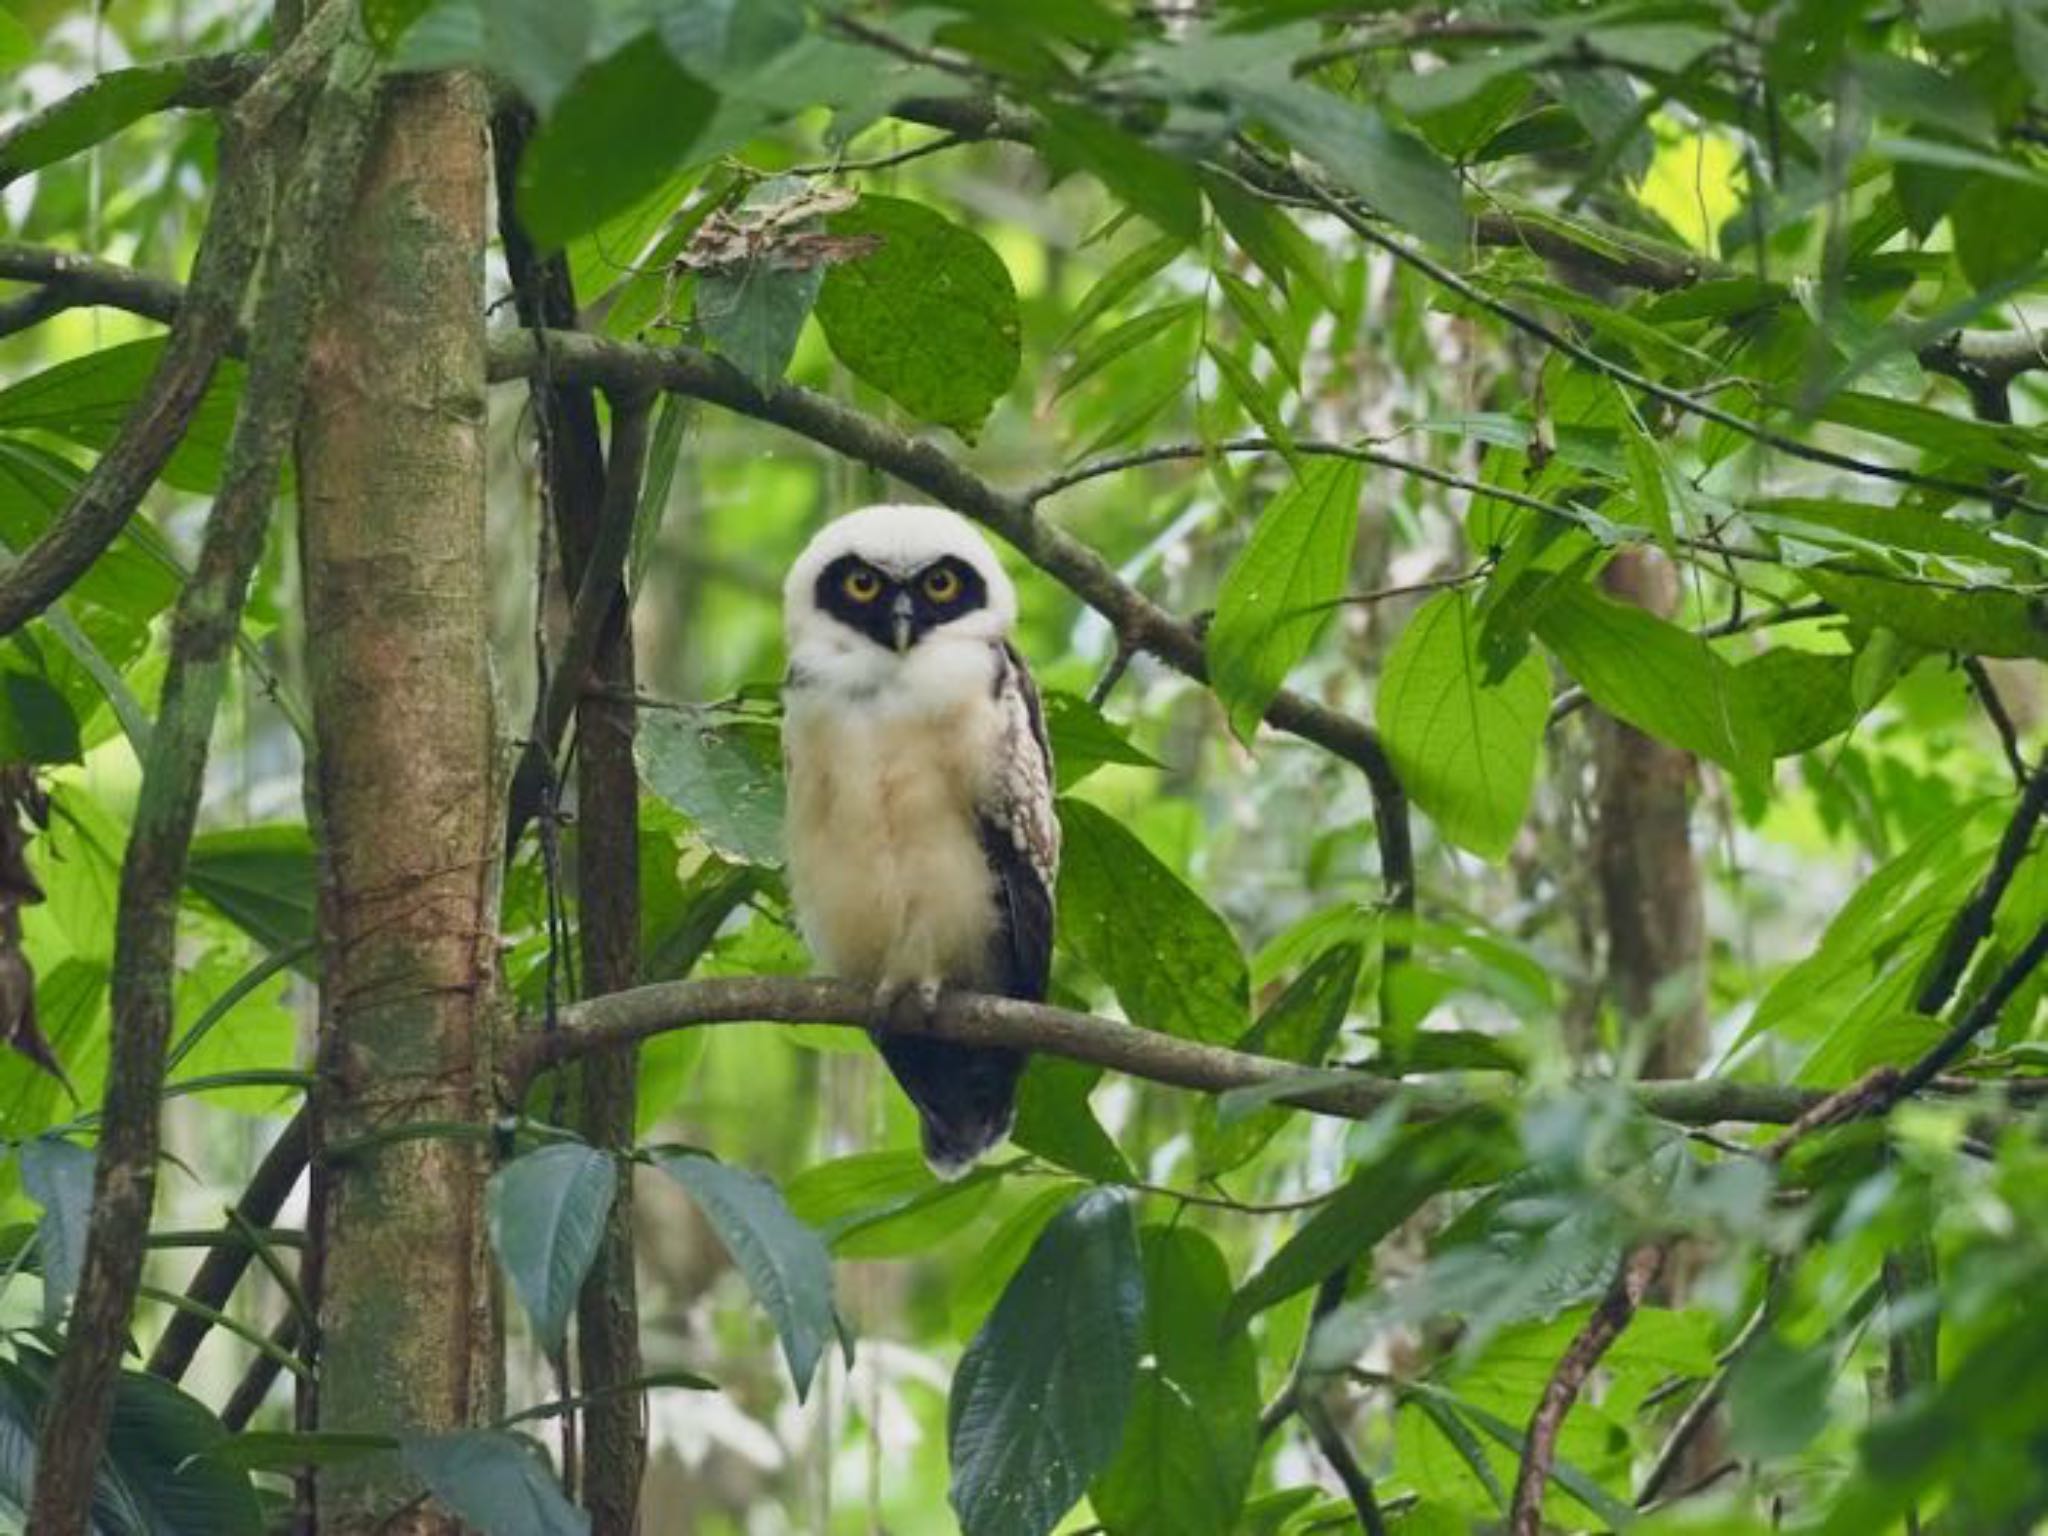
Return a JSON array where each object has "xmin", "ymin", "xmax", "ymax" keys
[
  {"xmin": 842, "ymin": 568, "xmax": 883, "ymax": 603},
  {"xmin": 922, "ymin": 566, "xmax": 963, "ymax": 603}
]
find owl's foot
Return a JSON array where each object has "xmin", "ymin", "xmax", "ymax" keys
[{"xmin": 869, "ymin": 978, "xmax": 944, "ymax": 1034}]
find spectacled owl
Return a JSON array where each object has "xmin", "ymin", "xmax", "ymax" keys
[{"xmin": 782, "ymin": 505, "xmax": 1058, "ymax": 1177}]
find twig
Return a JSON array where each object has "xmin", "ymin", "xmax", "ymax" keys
[
  {"xmin": 1963, "ymin": 657, "xmax": 2032, "ymax": 789},
  {"xmin": 1912, "ymin": 761, "xmax": 2048, "ymax": 1018},
  {"xmin": 1509, "ymin": 1241, "xmax": 1665, "ymax": 1536},
  {"xmin": 784, "ymin": 132, "xmax": 968, "ymax": 178},
  {"xmin": 27, "ymin": 28, "xmax": 376, "ymax": 1534},
  {"xmin": 1894, "ymin": 922, "xmax": 2048, "ymax": 1099},
  {"xmin": 1299, "ymin": 1393, "xmax": 1389, "ymax": 1536},
  {"xmin": 220, "ymin": 1312, "xmax": 304, "ymax": 1431},
  {"xmin": 1635, "ymin": 1294, "xmax": 1773, "ymax": 1505},
  {"xmin": 146, "ymin": 1108, "xmax": 309, "ymax": 1381},
  {"xmin": 502, "ymin": 973, "xmax": 1835, "ymax": 1128}
]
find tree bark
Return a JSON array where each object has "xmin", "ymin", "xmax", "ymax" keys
[{"xmin": 296, "ymin": 69, "xmax": 500, "ymax": 1535}]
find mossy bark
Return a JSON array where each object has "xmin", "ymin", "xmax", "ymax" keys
[{"xmin": 296, "ymin": 70, "xmax": 500, "ymax": 1536}]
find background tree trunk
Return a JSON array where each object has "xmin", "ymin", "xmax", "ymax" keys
[{"xmin": 296, "ymin": 69, "xmax": 500, "ymax": 1535}]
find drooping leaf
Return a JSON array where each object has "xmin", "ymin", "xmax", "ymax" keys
[
  {"xmin": 696, "ymin": 260, "xmax": 823, "ymax": 390},
  {"xmin": 949, "ymin": 1188, "xmax": 1143, "ymax": 1536},
  {"xmin": 0, "ymin": 671, "xmax": 81, "ymax": 765},
  {"xmin": 1737, "ymin": 647, "xmax": 1858, "ymax": 757},
  {"xmin": 1059, "ymin": 235, "xmax": 1186, "ymax": 346},
  {"xmin": 635, "ymin": 710, "xmax": 784, "ymax": 866},
  {"xmin": 1039, "ymin": 103, "xmax": 1202, "ymax": 240},
  {"xmin": 1377, "ymin": 590, "xmax": 1549, "ymax": 861},
  {"xmin": 184, "ymin": 824, "xmax": 318, "ymax": 958},
  {"xmin": 657, "ymin": 0, "xmax": 806, "ymax": 75},
  {"xmin": 0, "ymin": 65, "xmax": 191, "ymax": 185},
  {"xmin": 785, "ymin": 1149, "xmax": 998, "ymax": 1259},
  {"xmin": 515, "ymin": 32, "xmax": 719, "ymax": 250},
  {"xmin": 1534, "ymin": 583, "xmax": 1772, "ymax": 783},
  {"xmin": 816, "ymin": 195, "xmax": 1022, "ymax": 440},
  {"xmin": 1011, "ymin": 1057, "xmax": 1134, "ymax": 1183},
  {"xmin": 393, "ymin": 0, "xmax": 594, "ymax": 110},
  {"xmin": 1800, "ymin": 568, "xmax": 2048, "ymax": 661},
  {"xmin": 1091, "ymin": 1226, "xmax": 1259, "ymax": 1536},
  {"xmin": 1039, "ymin": 690, "xmax": 1160, "ymax": 790},
  {"xmin": 403, "ymin": 1431, "xmax": 588, "ymax": 1536},
  {"xmin": 1056, "ymin": 798, "xmax": 1248, "ymax": 1044},
  {"xmin": 20, "ymin": 1135, "xmax": 93, "ymax": 1326},
  {"xmin": 0, "ymin": 339, "xmax": 246, "ymax": 495},
  {"xmin": 1207, "ymin": 459, "xmax": 1365, "ymax": 742},
  {"xmin": 657, "ymin": 1152, "xmax": 837, "ymax": 1399},
  {"xmin": 487, "ymin": 1144, "xmax": 619, "ymax": 1355},
  {"xmin": 97, "ymin": 1365, "xmax": 267, "ymax": 1536}
]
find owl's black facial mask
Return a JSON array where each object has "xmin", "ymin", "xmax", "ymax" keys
[{"xmin": 815, "ymin": 553, "xmax": 989, "ymax": 652}]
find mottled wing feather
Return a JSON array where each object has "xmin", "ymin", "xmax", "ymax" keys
[{"xmin": 976, "ymin": 642, "xmax": 1059, "ymax": 1001}]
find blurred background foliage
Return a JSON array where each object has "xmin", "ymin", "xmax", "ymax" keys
[{"xmin": 1, "ymin": 0, "xmax": 2047, "ymax": 1532}]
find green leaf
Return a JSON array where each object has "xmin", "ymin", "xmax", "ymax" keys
[
  {"xmin": 949, "ymin": 1188, "xmax": 1143, "ymax": 1536},
  {"xmin": 1227, "ymin": 81, "xmax": 1466, "ymax": 250},
  {"xmin": 487, "ymin": 1144, "xmax": 619, "ymax": 1355},
  {"xmin": 1737, "ymin": 647, "xmax": 1858, "ymax": 757},
  {"xmin": 1203, "ymin": 340, "xmax": 1297, "ymax": 465},
  {"xmin": 1377, "ymin": 590, "xmax": 1548, "ymax": 861},
  {"xmin": 0, "ymin": 671, "xmax": 80, "ymax": 765},
  {"xmin": 515, "ymin": 32, "xmax": 718, "ymax": 251},
  {"xmin": 1726, "ymin": 1332, "xmax": 1834, "ymax": 1459},
  {"xmin": 657, "ymin": 0, "xmax": 806, "ymax": 75},
  {"xmin": 950, "ymin": 1181, "xmax": 1082, "ymax": 1338},
  {"xmin": 205, "ymin": 1431, "xmax": 399, "ymax": 1472},
  {"xmin": 1012, "ymin": 1057, "xmax": 1134, "ymax": 1183},
  {"xmin": 1195, "ymin": 943, "xmax": 1361, "ymax": 1178},
  {"xmin": 696, "ymin": 259, "xmax": 822, "ymax": 390},
  {"xmin": 0, "ymin": 64, "xmax": 187, "ymax": 184},
  {"xmin": 1059, "ymin": 235, "xmax": 1186, "ymax": 346},
  {"xmin": 1800, "ymin": 568, "xmax": 2048, "ymax": 661},
  {"xmin": 1534, "ymin": 583, "xmax": 1771, "ymax": 783},
  {"xmin": 1229, "ymin": 1113, "xmax": 1498, "ymax": 1329},
  {"xmin": 1091, "ymin": 1226, "xmax": 1259, "ymax": 1536},
  {"xmin": 403, "ymin": 1431, "xmax": 588, "ymax": 1536},
  {"xmin": 184, "ymin": 824, "xmax": 318, "ymax": 957},
  {"xmin": 1054, "ymin": 301, "xmax": 1200, "ymax": 401},
  {"xmin": 20, "ymin": 1136, "xmax": 92, "ymax": 1327},
  {"xmin": 1949, "ymin": 175, "xmax": 2048, "ymax": 289},
  {"xmin": 0, "ymin": 9, "xmax": 34, "ymax": 72},
  {"xmin": 96, "ymin": 1367, "xmax": 266, "ymax": 1536},
  {"xmin": 1207, "ymin": 459, "xmax": 1365, "ymax": 742},
  {"xmin": 1040, "ymin": 690, "xmax": 1160, "ymax": 790},
  {"xmin": 1056, "ymin": 798, "xmax": 1248, "ymax": 1044},
  {"xmin": 785, "ymin": 1149, "xmax": 998, "ymax": 1259},
  {"xmin": 816, "ymin": 195, "xmax": 1022, "ymax": 440},
  {"xmin": 1215, "ymin": 269, "xmax": 1303, "ymax": 386},
  {"xmin": 635, "ymin": 709, "xmax": 784, "ymax": 866},
  {"xmin": 393, "ymin": 0, "xmax": 593, "ymax": 111},
  {"xmin": 0, "ymin": 437, "xmax": 180, "ymax": 626},
  {"xmin": 0, "ymin": 339, "xmax": 245, "ymax": 495},
  {"xmin": 657, "ymin": 1152, "xmax": 838, "ymax": 1399},
  {"xmin": 1039, "ymin": 103, "xmax": 1202, "ymax": 240}
]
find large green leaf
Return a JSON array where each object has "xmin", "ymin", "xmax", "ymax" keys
[
  {"xmin": 657, "ymin": 0, "xmax": 806, "ymax": 75},
  {"xmin": 816, "ymin": 194, "xmax": 1022, "ymax": 440},
  {"xmin": 0, "ymin": 64, "xmax": 190, "ymax": 184},
  {"xmin": 20, "ymin": 1135, "xmax": 92, "ymax": 1327},
  {"xmin": 0, "ymin": 340, "xmax": 245, "ymax": 495},
  {"xmin": 487, "ymin": 1144, "xmax": 619, "ymax": 1355},
  {"xmin": 97, "ymin": 1366, "xmax": 267, "ymax": 1536},
  {"xmin": 1801, "ymin": 568, "xmax": 2048, "ymax": 660},
  {"xmin": 1039, "ymin": 103, "xmax": 1202, "ymax": 241},
  {"xmin": 0, "ymin": 437, "xmax": 179, "ymax": 629},
  {"xmin": 184, "ymin": 824, "xmax": 318, "ymax": 958},
  {"xmin": 1091, "ymin": 1226, "xmax": 1259, "ymax": 1536},
  {"xmin": 0, "ymin": 671, "xmax": 81, "ymax": 765},
  {"xmin": 1228, "ymin": 1113, "xmax": 1501, "ymax": 1329},
  {"xmin": 1737, "ymin": 647, "xmax": 1858, "ymax": 757},
  {"xmin": 1011, "ymin": 1056, "xmax": 1133, "ymax": 1183},
  {"xmin": 1040, "ymin": 690, "xmax": 1161, "ymax": 791},
  {"xmin": 1534, "ymin": 583, "xmax": 1771, "ymax": 783},
  {"xmin": 656, "ymin": 1152, "xmax": 838, "ymax": 1399},
  {"xmin": 1056, "ymin": 799, "xmax": 1248, "ymax": 1044},
  {"xmin": 515, "ymin": 32, "xmax": 719, "ymax": 250},
  {"xmin": 949, "ymin": 1187, "xmax": 1143, "ymax": 1536},
  {"xmin": 1207, "ymin": 461, "xmax": 1363, "ymax": 743},
  {"xmin": 1378, "ymin": 590, "xmax": 1549, "ymax": 860},
  {"xmin": 784, "ymin": 1149, "xmax": 999, "ymax": 1259},
  {"xmin": 635, "ymin": 710, "xmax": 784, "ymax": 866},
  {"xmin": 393, "ymin": 0, "xmax": 593, "ymax": 110},
  {"xmin": 403, "ymin": 1431, "xmax": 588, "ymax": 1536}
]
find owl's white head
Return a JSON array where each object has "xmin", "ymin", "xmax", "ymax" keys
[{"xmin": 784, "ymin": 505, "xmax": 1018, "ymax": 678}]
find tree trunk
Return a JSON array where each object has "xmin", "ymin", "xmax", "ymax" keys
[{"xmin": 296, "ymin": 69, "xmax": 500, "ymax": 1535}]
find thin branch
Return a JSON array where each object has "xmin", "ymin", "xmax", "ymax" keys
[
  {"xmin": 1299, "ymin": 1394, "xmax": 1389, "ymax": 1536},
  {"xmin": 1895, "ymin": 921, "xmax": 2048, "ymax": 1099},
  {"xmin": 1964, "ymin": 657, "xmax": 2032, "ymax": 789},
  {"xmin": 146, "ymin": 1108, "xmax": 308, "ymax": 1382},
  {"xmin": 503, "ymin": 973, "xmax": 1834, "ymax": 1127},
  {"xmin": 784, "ymin": 131, "xmax": 969, "ymax": 177},
  {"xmin": 1509, "ymin": 1241, "xmax": 1665, "ymax": 1536},
  {"xmin": 28, "ymin": 29, "xmax": 375, "ymax": 1535},
  {"xmin": 0, "ymin": 243, "xmax": 198, "ymax": 332},
  {"xmin": 1634, "ymin": 1294, "xmax": 1772, "ymax": 1505},
  {"xmin": 1911, "ymin": 760, "xmax": 2048, "ymax": 1019}
]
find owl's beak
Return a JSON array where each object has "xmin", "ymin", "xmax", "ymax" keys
[{"xmin": 890, "ymin": 592, "xmax": 915, "ymax": 653}]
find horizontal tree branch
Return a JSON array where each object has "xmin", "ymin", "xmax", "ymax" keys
[{"xmin": 505, "ymin": 974, "xmax": 1839, "ymax": 1127}]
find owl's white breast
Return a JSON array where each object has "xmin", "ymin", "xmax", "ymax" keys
[{"xmin": 783, "ymin": 639, "xmax": 1004, "ymax": 990}]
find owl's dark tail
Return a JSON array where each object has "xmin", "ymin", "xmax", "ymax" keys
[{"xmin": 873, "ymin": 1035, "xmax": 1025, "ymax": 1180}]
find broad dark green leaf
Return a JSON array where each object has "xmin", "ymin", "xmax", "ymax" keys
[
  {"xmin": 1378, "ymin": 590, "xmax": 1548, "ymax": 861},
  {"xmin": 403, "ymin": 1431, "xmax": 588, "ymax": 1536},
  {"xmin": 393, "ymin": 0, "xmax": 593, "ymax": 110},
  {"xmin": 1726, "ymin": 1332, "xmax": 1835, "ymax": 1459},
  {"xmin": 1737, "ymin": 647, "xmax": 1858, "ymax": 757},
  {"xmin": 1801, "ymin": 568, "xmax": 2048, "ymax": 661},
  {"xmin": 1950, "ymin": 175, "xmax": 2048, "ymax": 289},
  {"xmin": 0, "ymin": 437, "xmax": 179, "ymax": 627},
  {"xmin": 1011, "ymin": 1057, "xmax": 1133, "ymax": 1183},
  {"xmin": 1228, "ymin": 1113, "xmax": 1498, "ymax": 1329},
  {"xmin": 1207, "ymin": 459, "xmax": 1365, "ymax": 742},
  {"xmin": 636, "ymin": 709, "xmax": 784, "ymax": 866},
  {"xmin": 98, "ymin": 1367, "xmax": 266, "ymax": 1536},
  {"xmin": 816, "ymin": 195, "xmax": 1022, "ymax": 440},
  {"xmin": 0, "ymin": 65, "xmax": 188, "ymax": 185},
  {"xmin": 1056, "ymin": 799, "xmax": 1248, "ymax": 1045},
  {"xmin": 20, "ymin": 1135, "xmax": 92, "ymax": 1326},
  {"xmin": 184, "ymin": 824, "xmax": 318, "ymax": 957},
  {"xmin": 1195, "ymin": 943, "xmax": 1361, "ymax": 1178},
  {"xmin": 0, "ymin": 339, "xmax": 244, "ymax": 495},
  {"xmin": 949, "ymin": 1188, "xmax": 1143, "ymax": 1536},
  {"xmin": 1091, "ymin": 1226, "xmax": 1259, "ymax": 1536},
  {"xmin": 1039, "ymin": 103, "xmax": 1201, "ymax": 240},
  {"xmin": 0, "ymin": 671, "xmax": 80, "ymax": 765},
  {"xmin": 487, "ymin": 1144, "xmax": 619, "ymax": 1354},
  {"xmin": 1227, "ymin": 81, "xmax": 1466, "ymax": 250},
  {"xmin": 658, "ymin": 0, "xmax": 806, "ymax": 75},
  {"xmin": 516, "ymin": 32, "xmax": 718, "ymax": 250},
  {"xmin": 657, "ymin": 1152, "xmax": 837, "ymax": 1399},
  {"xmin": 696, "ymin": 260, "xmax": 822, "ymax": 390},
  {"xmin": 785, "ymin": 1149, "xmax": 998, "ymax": 1259},
  {"xmin": 1534, "ymin": 583, "xmax": 1771, "ymax": 783}
]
